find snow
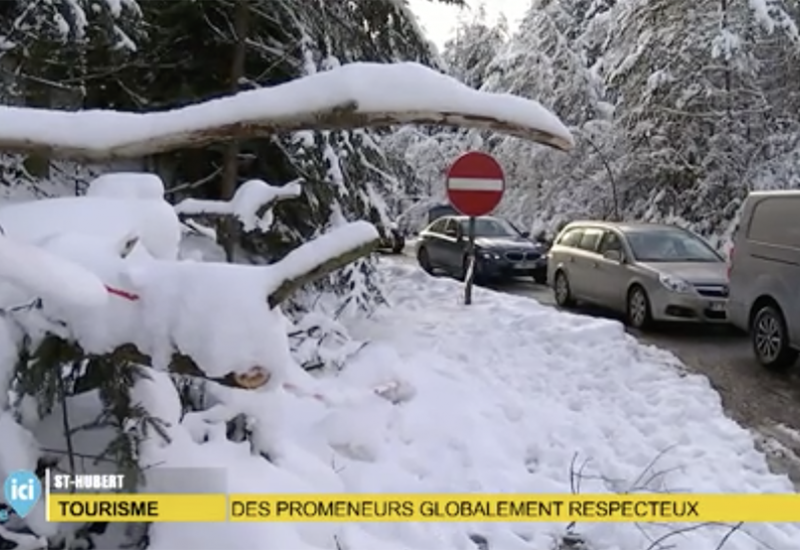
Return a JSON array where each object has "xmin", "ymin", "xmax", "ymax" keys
[
  {"xmin": 1, "ymin": 181, "xmax": 797, "ymax": 548},
  {"xmin": 86, "ymin": 172, "xmax": 166, "ymax": 200},
  {"xmin": 264, "ymin": 221, "xmax": 379, "ymax": 296},
  {"xmin": 174, "ymin": 179, "xmax": 303, "ymax": 232},
  {"xmin": 9, "ymin": 232, "xmax": 295, "ymax": 380},
  {"xmin": 36, "ymin": 259, "xmax": 792, "ymax": 550},
  {"xmin": 0, "ymin": 234, "xmax": 108, "ymax": 308},
  {"xmin": 0, "ymin": 176, "xmax": 378, "ymax": 386},
  {"xmin": 0, "ymin": 62, "xmax": 573, "ymax": 157},
  {"xmin": 0, "ymin": 195, "xmax": 180, "ymax": 260},
  {"xmin": 0, "ymin": 102, "xmax": 792, "ymax": 550},
  {"xmin": 0, "ymin": 48, "xmax": 792, "ymax": 547}
]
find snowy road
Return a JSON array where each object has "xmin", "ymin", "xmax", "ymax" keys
[{"xmin": 392, "ymin": 251, "xmax": 800, "ymax": 489}]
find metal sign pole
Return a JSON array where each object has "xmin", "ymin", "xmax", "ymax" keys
[{"xmin": 464, "ymin": 216, "xmax": 476, "ymax": 305}]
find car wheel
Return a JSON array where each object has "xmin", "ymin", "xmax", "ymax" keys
[
  {"xmin": 533, "ymin": 268, "xmax": 547, "ymax": 285},
  {"xmin": 553, "ymin": 271, "xmax": 575, "ymax": 307},
  {"xmin": 417, "ymin": 247, "xmax": 433, "ymax": 274},
  {"xmin": 751, "ymin": 304, "xmax": 798, "ymax": 370},
  {"xmin": 626, "ymin": 285, "xmax": 652, "ymax": 329}
]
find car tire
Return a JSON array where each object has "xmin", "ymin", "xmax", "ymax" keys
[
  {"xmin": 751, "ymin": 304, "xmax": 798, "ymax": 370},
  {"xmin": 533, "ymin": 268, "xmax": 547, "ymax": 285},
  {"xmin": 417, "ymin": 247, "xmax": 433, "ymax": 274},
  {"xmin": 626, "ymin": 285, "xmax": 652, "ymax": 329},
  {"xmin": 553, "ymin": 271, "xmax": 575, "ymax": 307}
]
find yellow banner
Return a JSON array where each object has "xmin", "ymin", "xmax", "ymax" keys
[
  {"xmin": 47, "ymin": 493, "xmax": 800, "ymax": 523},
  {"xmin": 48, "ymin": 494, "xmax": 227, "ymax": 522},
  {"xmin": 229, "ymin": 494, "xmax": 800, "ymax": 523}
]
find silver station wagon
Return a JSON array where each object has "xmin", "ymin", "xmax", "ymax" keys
[{"xmin": 547, "ymin": 222, "xmax": 729, "ymax": 328}]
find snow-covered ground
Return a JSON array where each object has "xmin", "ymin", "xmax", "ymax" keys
[
  {"xmin": 2, "ymin": 197, "xmax": 799, "ymax": 549},
  {"xmin": 96, "ymin": 257, "xmax": 797, "ymax": 550},
  {"xmin": 331, "ymin": 261, "xmax": 799, "ymax": 550}
]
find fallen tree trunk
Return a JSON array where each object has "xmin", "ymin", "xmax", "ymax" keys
[{"xmin": 0, "ymin": 62, "xmax": 574, "ymax": 163}]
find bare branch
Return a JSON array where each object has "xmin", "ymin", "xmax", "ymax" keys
[{"xmin": 164, "ymin": 165, "xmax": 223, "ymax": 196}]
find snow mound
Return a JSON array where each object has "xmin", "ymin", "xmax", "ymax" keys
[
  {"xmin": 0, "ymin": 233, "xmax": 108, "ymax": 308},
  {"xmin": 86, "ymin": 172, "xmax": 166, "ymax": 200},
  {"xmin": 0, "ymin": 194, "xmax": 181, "ymax": 260}
]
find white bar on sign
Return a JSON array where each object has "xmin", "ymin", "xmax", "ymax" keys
[{"xmin": 448, "ymin": 177, "xmax": 503, "ymax": 191}]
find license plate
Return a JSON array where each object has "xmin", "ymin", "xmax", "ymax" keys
[
  {"xmin": 709, "ymin": 302, "xmax": 726, "ymax": 311},
  {"xmin": 515, "ymin": 262, "xmax": 538, "ymax": 269}
]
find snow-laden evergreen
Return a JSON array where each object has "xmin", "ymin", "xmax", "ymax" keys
[{"xmin": 387, "ymin": 0, "xmax": 800, "ymax": 247}]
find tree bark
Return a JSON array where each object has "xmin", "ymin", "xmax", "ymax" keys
[
  {"xmin": 267, "ymin": 239, "xmax": 379, "ymax": 308},
  {"xmin": 220, "ymin": 0, "xmax": 251, "ymax": 261},
  {"xmin": 0, "ymin": 82, "xmax": 574, "ymax": 162}
]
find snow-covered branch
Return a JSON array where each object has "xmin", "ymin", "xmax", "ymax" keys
[
  {"xmin": 265, "ymin": 221, "xmax": 380, "ymax": 308},
  {"xmin": 174, "ymin": 178, "xmax": 303, "ymax": 232},
  {"xmin": 6, "ymin": 220, "xmax": 377, "ymax": 391},
  {"xmin": 33, "ymin": 337, "xmax": 272, "ymax": 390},
  {"xmin": 0, "ymin": 172, "xmax": 382, "ymax": 391},
  {"xmin": 0, "ymin": 62, "xmax": 573, "ymax": 161}
]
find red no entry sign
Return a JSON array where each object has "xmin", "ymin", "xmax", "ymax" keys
[{"xmin": 446, "ymin": 152, "xmax": 505, "ymax": 217}]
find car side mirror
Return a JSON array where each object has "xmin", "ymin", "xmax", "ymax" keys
[
  {"xmin": 520, "ymin": 231, "xmax": 531, "ymax": 238},
  {"xmin": 603, "ymin": 249, "xmax": 623, "ymax": 262}
]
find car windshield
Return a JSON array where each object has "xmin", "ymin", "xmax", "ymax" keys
[
  {"xmin": 625, "ymin": 228, "xmax": 722, "ymax": 262},
  {"xmin": 459, "ymin": 218, "xmax": 518, "ymax": 237}
]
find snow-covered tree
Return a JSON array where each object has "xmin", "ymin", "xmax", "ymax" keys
[
  {"xmin": 379, "ymin": 4, "xmax": 508, "ymax": 233},
  {"xmin": 0, "ymin": 0, "xmax": 143, "ymax": 198},
  {"xmin": 0, "ymin": 0, "xmax": 142, "ymax": 106},
  {"xmin": 475, "ymin": 0, "xmax": 614, "ymax": 233},
  {"xmin": 602, "ymin": 0, "xmax": 800, "ymax": 237},
  {"xmin": 442, "ymin": 4, "xmax": 507, "ymax": 89},
  {"xmin": 416, "ymin": 0, "xmax": 800, "ymax": 243},
  {"xmin": 0, "ymin": 12, "xmax": 574, "ymax": 538}
]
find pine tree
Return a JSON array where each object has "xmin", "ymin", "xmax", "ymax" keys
[
  {"xmin": 603, "ymin": 0, "xmax": 798, "ymax": 236},
  {"xmin": 442, "ymin": 4, "xmax": 507, "ymax": 89},
  {"xmin": 476, "ymin": 0, "xmax": 613, "ymax": 231}
]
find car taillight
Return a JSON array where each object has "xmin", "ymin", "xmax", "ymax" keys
[{"xmin": 727, "ymin": 245, "xmax": 734, "ymax": 277}]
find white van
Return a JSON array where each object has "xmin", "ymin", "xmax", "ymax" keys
[{"xmin": 728, "ymin": 190, "xmax": 800, "ymax": 370}]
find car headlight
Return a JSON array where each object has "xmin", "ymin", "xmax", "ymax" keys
[
  {"xmin": 658, "ymin": 274, "xmax": 693, "ymax": 293},
  {"xmin": 478, "ymin": 250, "xmax": 501, "ymax": 260}
]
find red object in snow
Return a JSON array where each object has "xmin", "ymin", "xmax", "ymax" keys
[
  {"xmin": 105, "ymin": 285, "xmax": 139, "ymax": 301},
  {"xmin": 446, "ymin": 151, "xmax": 505, "ymax": 217}
]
